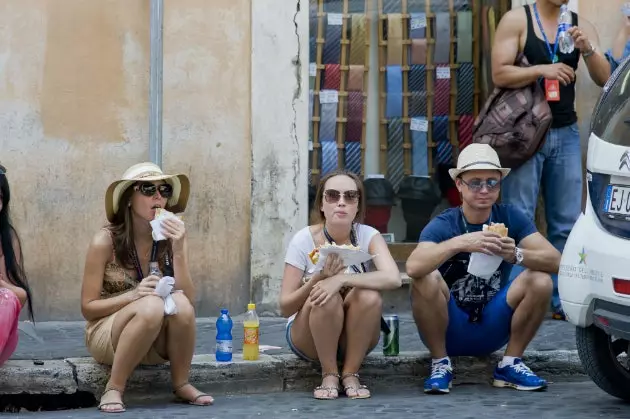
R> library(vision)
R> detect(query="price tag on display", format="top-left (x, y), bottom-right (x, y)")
top-left (319, 90), bottom-right (339, 104)
top-left (436, 66), bottom-right (451, 79)
top-left (411, 16), bottom-right (427, 30)
top-left (309, 63), bottom-right (317, 77)
top-left (328, 13), bottom-right (343, 26)
top-left (410, 118), bottom-right (428, 132)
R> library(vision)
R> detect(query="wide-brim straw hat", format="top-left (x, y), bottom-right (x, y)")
top-left (105, 162), bottom-right (190, 223)
top-left (448, 144), bottom-right (511, 180)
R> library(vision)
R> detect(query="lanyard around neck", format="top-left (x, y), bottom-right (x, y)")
top-left (459, 207), bottom-right (492, 235)
top-left (130, 241), bottom-right (172, 280)
top-left (533, 3), bottom-right (561, 63)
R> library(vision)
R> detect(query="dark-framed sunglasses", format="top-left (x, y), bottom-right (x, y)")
top-left (460, 177), bottom-right (501, 192)
top-left (324, 189), bottom-right (360, 204)
top-left (134, 182), bottom-right (173, 198)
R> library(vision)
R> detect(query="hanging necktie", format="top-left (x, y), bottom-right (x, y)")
top-left (387, 118), bottom-right (404, 191)
top-left (458, 115), bottom-right (474, 150)
top-left (346, 91), bottom-right (363, 143)
top-left (348, 0), bottom-right (365, 13)
top-left (409, 91), bottom-right (427, 117)
top-left (345, 141), bottom-right (362, 175)
top-left (410, 39), bottom-right (428, 65)
top-left (409, 65), bottom-right (426, 92)
top-left (433, 116), bottom-right (452, 165)
top-left (456, 62), bottom-right (474, 115)
top-left (310, 36), bottom-right (317, 63)
top-left (409, 13), bottom-right (427, 65)
top-left (309, 90), bottom-right (314, 142)
top-left (408, 2), bottom-right (426, 14)
top-left (321, 140), bottom-right (338, 175)
top-left (456, 11), bottom-right (473, 63)
top-left (411, 121), bottom-right (429, 176)
top-left (387, 14), bottom-right (404, 66)
top-left (319, 94), bottom-right (338, 142)
top-left (453, 0), bottom-right (471, 11)
top-left (431, 1), bottom-right (450, 12)
top-left (347, 65), bottom-right (364, 91)
top-left (323, 20), bottom-right (343, 64)
top-left (349, 15), bottom-right (366, 65)
top-left (383, 0), bottom-right (402, 13)
top-left (386, 66), bottom-right (403, 118)
top-left (409, 13), bottom-right (427, 39)
top-left (434, 66), bottom-right (451, 116)
top-left (324, 0), bottom-right (342, 13)
top-left (434, 13), bottom-right (451, 64)
top-left (323, 64), bottom-right (341, 90)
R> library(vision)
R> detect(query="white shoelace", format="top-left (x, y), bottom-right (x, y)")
top-left (430, 362), bottom-right (452, 379)
top-left (511, 362), bottom-right (535, 376)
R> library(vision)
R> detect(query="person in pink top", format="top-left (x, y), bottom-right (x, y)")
top-left (0, 163), bottom-right (34, 366)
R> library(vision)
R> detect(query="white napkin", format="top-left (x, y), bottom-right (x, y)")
top-left (150, 209), bottom-right (179, 241)
top-left (155, 276), bottom-right (178, 315)
top-left (467, 252), bottom-right (503, 279)
top-left (308, 246), bottom-right (375, 274)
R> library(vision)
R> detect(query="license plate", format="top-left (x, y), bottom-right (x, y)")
top-left (604, 185), bottom-right (630, 219)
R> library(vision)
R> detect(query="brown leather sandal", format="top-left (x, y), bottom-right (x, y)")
top-left (98, 385), bottom-right (126, 413)
top-left (341, 372), bottom-right (371, 399)
top-left (173, 382), bottom-right (214, 406)
top-left (313, 372), bottom-right (340, 400)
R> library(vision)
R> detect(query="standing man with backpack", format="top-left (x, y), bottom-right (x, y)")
top-left (491, 0), bottom-right (610, 320)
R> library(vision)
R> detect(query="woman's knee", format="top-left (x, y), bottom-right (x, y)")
top-left (169, 292), bottom-right (195, 326)
top-left (345, 289), bottom-right (382, 311)
top-left (134, 295), bottom-right (165, 328)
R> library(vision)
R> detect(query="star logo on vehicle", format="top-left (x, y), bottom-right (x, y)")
top-left (620, 150), bottom-right (630, 171)
top-left (578, 247), bottom-right (587, 265)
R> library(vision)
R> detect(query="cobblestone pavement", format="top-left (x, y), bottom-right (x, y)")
top-left (13, 314), bottom-right (576, 360)
top-left (6, 381), bottom-right (628, 418)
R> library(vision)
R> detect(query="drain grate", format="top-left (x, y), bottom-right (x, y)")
top-left (0, 392), bottom-right (96, 413)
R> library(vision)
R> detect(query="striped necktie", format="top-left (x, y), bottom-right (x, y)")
top-left (323, 20), bottom-right (343, 64)
top-left (346, 91), bottom-right (363, 143)
top-left (411, 119), bottom-right (429, 176)
top-left (349, 15), bottom-right (366, 65)
top-left (458, 115), bottom-right (474, 150)
top-left (456, 62), bottom-right (474, 115)
top-left (434, 66), bottom-right (451, 116)
top-left (345, 142), bottom-right (362, 175)
top-left (383, 0), bottom-right (402, 13)
top-left (319, 94), bottom-right (338, 142)
top-left (321, 140), bottom-right (338, 175)
top-left (433, 116), bottom-right (452, 165)
top-left (386, 66), bottom-right (403, 118)
top-left (387, 118), bottom-right (404, 191)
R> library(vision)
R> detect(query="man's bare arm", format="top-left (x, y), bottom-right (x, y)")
top-left (518, 232), bottom-right (561, 274)
top-left (406, 240), bottom-right (462, 279)
top-left (573, 19), bottom-right (611, 87)
top-left (492, 9), bottom-right (542, 89)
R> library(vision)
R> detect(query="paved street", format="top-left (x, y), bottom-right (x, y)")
top-left (5, 381), bottom-right (628, 418)
top-left (13, 313), bottom-right (576, 360)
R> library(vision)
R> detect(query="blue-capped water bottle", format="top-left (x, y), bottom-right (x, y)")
top-left (215, 308), bottom-right (233, 362)
top-left (558, 4), bottom-right (574, 54)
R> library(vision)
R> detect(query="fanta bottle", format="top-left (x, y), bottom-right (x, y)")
top-left (242, 303), bottom-right (260, 360)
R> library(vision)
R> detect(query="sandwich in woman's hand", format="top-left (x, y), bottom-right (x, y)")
top-left (308, 242), bottom-right (361, 265)
top-left (483, 222), bottom-right (508, 238)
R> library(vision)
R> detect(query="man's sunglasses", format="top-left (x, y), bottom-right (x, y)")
top-left (134, 182), bottom-right (173, 198)
top-left (460, 178), bottom-right (501, 192)
top-left (324, 189), bottom-right (360, 204)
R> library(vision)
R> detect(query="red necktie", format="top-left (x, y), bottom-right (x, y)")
top-left (323, 64), bottom-right (341, 90)
top-left (345, 92), bottom-right (363, 142)
top-left (458, 115), bottom-right (474, 150)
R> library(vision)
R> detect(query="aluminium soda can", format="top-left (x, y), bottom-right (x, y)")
top-left (382, 314), bottom-right (399, 356)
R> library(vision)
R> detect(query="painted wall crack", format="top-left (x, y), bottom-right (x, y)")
top-left (290, 0), bottom-right (302, 213)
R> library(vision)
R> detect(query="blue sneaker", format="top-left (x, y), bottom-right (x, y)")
top-left (424, 359), bottom-right (453, 394)
top-left (493, 359), bottom-right (548, 391)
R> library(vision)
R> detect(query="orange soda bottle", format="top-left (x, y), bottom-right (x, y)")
top-left (242, 303), bottom-right (259, 360)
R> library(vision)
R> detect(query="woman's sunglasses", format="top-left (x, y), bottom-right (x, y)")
top-left (324, 189), bottom-right (360, 204)
top-left (135, 182), bottom-right (174, 198)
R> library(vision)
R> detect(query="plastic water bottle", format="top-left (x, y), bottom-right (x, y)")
top-left (215, 308), bottom-right (233, 362)
top-left (558, 5), bottom-right (574, 54)
top-left (242, 303), bottom-right (260, 361)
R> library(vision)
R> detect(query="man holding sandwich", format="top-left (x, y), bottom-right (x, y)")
top-left (406, 144), bottom-right (561, 394)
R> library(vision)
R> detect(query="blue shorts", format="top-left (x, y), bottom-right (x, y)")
top-left (286, 318), bottom-right (380, 363)
top-left (419, 284), bottom-right (514, 357)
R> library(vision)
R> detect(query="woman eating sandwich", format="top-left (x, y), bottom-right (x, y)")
top-left (80, 162), bottom-right (213, 413)
top-left (279, 169), bottom-right (401, 400)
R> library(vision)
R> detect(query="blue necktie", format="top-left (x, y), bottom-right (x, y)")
top-left (409, 65), bottom-right (426, 92)
top-left (323, 21), bottom-right (342, 64)
top-left (456, 62), bottom-right (474, 115)
top-left (386, 66), bottom-right (403, 118)
top-left (345, 142), bottom-right (361, 175)
top-left (319, 97), bottom-right (338, 142)
top-left (321, 141), bottom-right (338, 175)
top-left (324, 0), bottom-right (343, 13)
top-left (382, 0), bottom-right (402, 13)
top-left (411, 121), bottom-right (429, 176)
top-left (409, 13), bottom-right (427, 39)
top-left (433, 116), bottom-right (452, 165)
top-left (387, 118), bottom-right (404, 190)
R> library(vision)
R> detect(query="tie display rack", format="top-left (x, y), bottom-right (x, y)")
top-left (309, 0), bottom-right (371, 186)
top-left (378, 0), bottom-right (480, 191)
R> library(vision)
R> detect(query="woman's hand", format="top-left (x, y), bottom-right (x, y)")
top-left (320, 253), bottom-right (346, 280)
top-left (309, 275), bottom-right (344, 306)
top-left (133, 275), bottom-right (161, 300)
top-left (161, 217), bottom-right (186, 253)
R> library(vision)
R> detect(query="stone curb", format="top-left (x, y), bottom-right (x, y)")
top-left (0, 350), bottom-right (585, 401)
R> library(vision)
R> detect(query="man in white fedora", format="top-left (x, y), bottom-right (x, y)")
top-left (406, 144), bottom-right (560, 394)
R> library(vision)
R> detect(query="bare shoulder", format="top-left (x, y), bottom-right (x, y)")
top-left (497, 7), bottom-right (527, 32)
top-left (89, 229), bottom-right (114, 257)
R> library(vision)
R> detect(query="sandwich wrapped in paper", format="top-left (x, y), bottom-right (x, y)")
top-left (468, 223), bottom-right (508, 279)
top-left (307, 242), bottom-right (374, 274)
top-left (150, 208), bottom-right (181, 241)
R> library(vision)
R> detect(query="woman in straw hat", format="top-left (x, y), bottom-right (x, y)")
top-left (80, 162), bottom-right (212, 413)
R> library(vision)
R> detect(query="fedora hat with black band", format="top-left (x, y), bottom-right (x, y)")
top-left (448, 144), bottom-right (511, 180)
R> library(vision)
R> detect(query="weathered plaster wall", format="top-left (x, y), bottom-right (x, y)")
top-left (250, 0), bottom-right (309, 315)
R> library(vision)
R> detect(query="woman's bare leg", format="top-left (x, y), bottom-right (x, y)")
top-left (290, 293), bottom-right (345, 398)
top-left (153, 292), bottom-right (213, 405)
top-left (98, 295), bottom-right (165, 412)
top-left (339, 289), bottom-right (382, 398)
